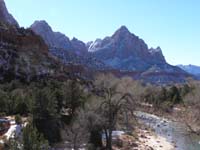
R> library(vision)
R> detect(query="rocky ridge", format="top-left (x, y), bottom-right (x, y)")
top-left (30, 22), bottom-right (191, 84)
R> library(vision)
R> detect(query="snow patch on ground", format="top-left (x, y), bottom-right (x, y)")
top-left (0, 120), bottom-right (23, 144)
top-left (4, 124), bottom-right (22, 140)
top-left (102, 130), bottom-right (125, 140)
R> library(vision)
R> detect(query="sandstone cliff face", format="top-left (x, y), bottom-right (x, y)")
top-left (0, 0), bottom-right (19, 26)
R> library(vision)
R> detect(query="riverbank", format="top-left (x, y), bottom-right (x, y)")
top-left (137, 127), bottom-right (174, 150)
top-left (110, 111), bottom-right (176, 150)
top-left (135, 110), bottom-right (200, 150)
top-left (111, 126), bottom-right (174, 150)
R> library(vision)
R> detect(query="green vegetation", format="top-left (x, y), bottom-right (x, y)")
top-left (9, 123), bottom-right (49, 150)
top-left (0, 74), bottom-right (199, 149)
top-left (0, 78), bottom-right (88, 146)
top-left (143, 84), bottom-right (185, 112)
top-left (15, 115), bottom-right (22, 125)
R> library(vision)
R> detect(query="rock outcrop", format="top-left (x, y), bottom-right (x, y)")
top-left (0, 0), bottom-right (19, 26)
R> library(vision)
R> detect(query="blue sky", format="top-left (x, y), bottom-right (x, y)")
top-left (5, 0), bottom-right (200, 66)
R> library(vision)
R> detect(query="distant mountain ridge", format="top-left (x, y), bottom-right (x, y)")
top-left (30, 21), bottom-right (109, 70)
top-left (178, 65), bottom-right (200, 78)
top-left (0, 0), bottom-right (193, 84)
top-left (30, 22), bottom-right (191, 83)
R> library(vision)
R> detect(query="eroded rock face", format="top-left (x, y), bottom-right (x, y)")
top-left (89, 26), bottom-right (167, 71)
top-left (0, 0), bottom-right (19, 26)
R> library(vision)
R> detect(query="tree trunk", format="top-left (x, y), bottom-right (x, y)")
top-left (107, 92), bottom-right (113, 150)
top-left (104, 129), bottom-right (109, 149)
top-left (73, 134), bottom-right (78, 150)
top-left (90, 129), bottom-right (103, 148)
top-left (107, 129), bottom-right (112, 150)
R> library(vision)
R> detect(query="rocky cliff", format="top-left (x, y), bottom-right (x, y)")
top-left (0, 21), bottom-right (64, 82)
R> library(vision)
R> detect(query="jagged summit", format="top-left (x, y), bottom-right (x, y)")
top-left (0, 0), bottom-right (19, 26)
top-left (112, 25), bottom-right (134, 39)
top-left (114, 25), bottom-right (130, 34)
top-left (88, 26), bottom-right (167, 70)
top-left (150, 46), bottom-right (162, 53)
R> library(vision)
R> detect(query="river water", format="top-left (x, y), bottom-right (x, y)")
top-left (135, 111), bottom-right (200, 150)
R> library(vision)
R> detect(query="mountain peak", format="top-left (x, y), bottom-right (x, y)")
top-left (32, 20), bottom-right (48, 25)
top-left (71, 37), bottom-right (88, 55)
top-left (30, 21), bottom-right (88, 55)
top-left (119, 25), bottom-right (129, 31)
top-left (114, 25), bottom-right (131, 35)
top-left (31, 20), bottom-right (51, 30)
top-left (31, 20), bottom-right (72, 50)
top-left (0, 0), bottom-right (19, 26)
top-left (156, 46), bottom-right (161, 51)
top-left (71, 37), bottom-right (79, 42)
top-left (149, 46), bottom-right (162, 53)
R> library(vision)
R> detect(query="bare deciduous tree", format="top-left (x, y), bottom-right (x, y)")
top-left (94, 74), bottom-right (135, 150)
top-left (64, 109), bottom-right (89, 150)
